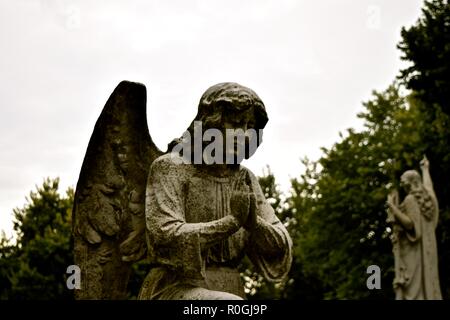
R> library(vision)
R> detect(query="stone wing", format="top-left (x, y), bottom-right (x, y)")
top-left (72, 81), bottom-right (163, 299)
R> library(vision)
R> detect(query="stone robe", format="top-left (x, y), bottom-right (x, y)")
top-left (138, 153), bottom-right (292, 299)
top-left (395, 193), bottom-right (442, 299)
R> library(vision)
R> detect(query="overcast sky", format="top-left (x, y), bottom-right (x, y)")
top-left (0, 0), bottom-right (424, 238)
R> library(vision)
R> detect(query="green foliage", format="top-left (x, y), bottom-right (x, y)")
top-left (279, 0), bottom-right (450, 300)
top-left (398, 0), bottom-right (450, 115)
top-left (127, 260), bottom-right (150, 299)
top-left (287, 84), bottom-right (449, 299)
top-left (0, 178), bottom-right (74, 300)
top-left (288, 85), bottom-right (417, 299)
top-left (2, 1), bottom-right (449, 300)
top-left (242, 166), bottom-right (324, 300)
top-left (398, 0), bottom-right (450, 298)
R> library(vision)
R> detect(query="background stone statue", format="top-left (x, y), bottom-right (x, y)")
top-left (386, 156), bottom-right (442, 300)
top-left (72, 81), bottom-right (292, 299)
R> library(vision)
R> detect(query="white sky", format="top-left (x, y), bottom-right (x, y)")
top-left (0, 0), bottom-right (424, 238)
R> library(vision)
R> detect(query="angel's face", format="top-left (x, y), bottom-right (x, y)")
top-left (220, 107), bottom-right (256, 163)
top-left (221, 107), bottom-right (254, 131)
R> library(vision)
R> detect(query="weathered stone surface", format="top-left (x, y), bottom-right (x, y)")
top-left (386, 156), bottom-right (442, 299)
top-left (73, 81), bottom-right (293, 300)
top-left (72, 81), bottom-right (162, 299)
top-left (139, 83), bottom-right (292, 300)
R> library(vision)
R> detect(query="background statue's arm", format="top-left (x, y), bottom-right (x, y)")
top-left (388, 195), bottom-right (422, 242)
top-left (420, 156), bottom-right (436, 198)
top-left (420, 156), bottom-right (439, 227)
top-left (387, 201), bottom-right (413, 230)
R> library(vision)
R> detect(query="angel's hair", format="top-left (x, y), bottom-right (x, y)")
top-left (168, 82), bottom-right (268, 152)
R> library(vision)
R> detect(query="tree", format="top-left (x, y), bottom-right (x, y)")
top-left (398, 0), bottom-right (450, 298)
top-left (0, 178), bottom-right (152, 300)
top-left (282, 0), bottom-right (450, 300)
top-left (398, 0), bottom-right (450, 115)
top-left (287, 84), bottom-right (436, 299)
top-left (0, 178), bottom-right (74, 300)
top-left (0, 172), bottom-right (293, 300)
top-left (242, 166), bottom-right (324, 300)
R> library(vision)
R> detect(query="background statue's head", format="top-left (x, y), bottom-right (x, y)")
top-left (400, 169), bottom-right (436, 220)
top-left (400, 170), bottom-right (422, 193)
top-left (169, 82), bottom-right (269, 163)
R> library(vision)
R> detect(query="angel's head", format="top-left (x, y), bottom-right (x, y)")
top-left (195, 82), bottom-right (268, 132)
top-left (169, 82), bottom-right (268, 165)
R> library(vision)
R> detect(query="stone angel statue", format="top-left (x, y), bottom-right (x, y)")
top-left (72, 81), bottom-right (293, 299)
top-left (386, 156), bottom-right (442, 300)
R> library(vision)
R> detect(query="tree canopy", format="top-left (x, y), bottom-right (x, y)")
top-left (0, 178), bottom-right (73, 300)
top-left (279, 0), bottom-right (450, 299)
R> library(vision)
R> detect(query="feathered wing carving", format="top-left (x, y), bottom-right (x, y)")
top-left (72, 81), bottom-right (163, 299)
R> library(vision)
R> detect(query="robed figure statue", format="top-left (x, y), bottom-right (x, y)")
top-left (386, 156), bottom-right (442, 300)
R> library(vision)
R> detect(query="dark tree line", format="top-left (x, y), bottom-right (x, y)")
top-left (1, 0), bottom-right (449, 300)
